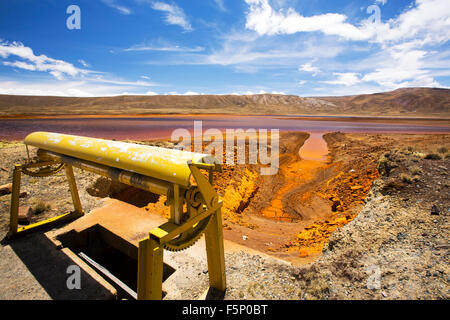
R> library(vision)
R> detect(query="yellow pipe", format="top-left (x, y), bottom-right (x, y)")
top-left (25, 132), bottom-right (217, 187)
top-left (37, 150), bottom-right (172, 197)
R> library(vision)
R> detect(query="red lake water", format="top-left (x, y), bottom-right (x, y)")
top-left (0, 115), bottom-right (448, 141)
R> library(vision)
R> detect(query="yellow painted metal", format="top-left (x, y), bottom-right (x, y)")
top-left (7, 161), bottom-right (84, 238)
top-left (38, 149), bottom-right (172, 197)
top-left (15, 211), bottom-right (80, 234)
top-left (12, 132), bottom-right (227, 300)
top-left (8, 164), bottom-right (22, 237)
top-left (65, 164), bottom-right (84, 215)
top-left (137, 237), bottom-right (164, 300)
top-left (25, 132), bottom-right (217, 187)
top-left (188, 162), bottom-right (219, 209)
top-left (205, 208), bottom-right (227, 292)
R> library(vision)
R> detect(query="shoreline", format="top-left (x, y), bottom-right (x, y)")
top-left (0, 113), bottom-right (449, 121)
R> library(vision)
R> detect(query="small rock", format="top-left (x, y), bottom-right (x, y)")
top-left (18, 206), bottom-right (32, 224)
top-left (381, 291), bottom-right (387, 297)
top-left (242, 235), bottom-right (248, 241)
top-left (430, 205), bottom-right (439, 215)
top-left (0, 167), bottom-right (7, 172)
top-left (19, 191), bottom-right (28, 198)
top-left (396, 232), bottom-right (405, 240)
top-left (202, 269), bottom-right (208, 274)
top-left (0, 183), bottom-right (12, 196)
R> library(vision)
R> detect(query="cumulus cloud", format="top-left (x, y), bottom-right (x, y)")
top-left (244, 0), bottom-right (450, 45)
top-left (151, 1), bottom-right (192, 31)
top-left (0, 40), bottom-right (88, 80)
top-left (244, 0), bottom-right (369, 40)
top-left (243, 0), bottom-right (449, 91)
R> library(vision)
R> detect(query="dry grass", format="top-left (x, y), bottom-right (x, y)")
top-left (31, 198), bottom-right (51, 214)
top-left (409, 165), bottom-right (423, 175)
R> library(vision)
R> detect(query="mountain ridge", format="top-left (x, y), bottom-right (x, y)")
top-left (0, 87), bottom-right (448, 118)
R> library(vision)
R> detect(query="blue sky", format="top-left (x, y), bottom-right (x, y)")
top-left (0, 0), bottom-right (449, 97)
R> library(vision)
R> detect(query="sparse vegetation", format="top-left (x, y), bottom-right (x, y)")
top-left (437, 147), bottom-right (448, 154)
top-left (409, 165), bottom-right (423, 175)
top-left (377, 155), bottom-right (391, 176)
top-left (412, 151), bottom-right (426, 158)
top-left (400, 173), bottom-right (413, 184)
top-left (31, 198), bottom-right (51, 214)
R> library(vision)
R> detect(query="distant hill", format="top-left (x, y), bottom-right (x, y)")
top-left (0, 87), bottom-right (448, 118)
top-left (317, 88), bottom-right (450, 117)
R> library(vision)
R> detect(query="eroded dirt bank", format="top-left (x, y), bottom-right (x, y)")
top-left (0, 132), bottom-right (448, 299)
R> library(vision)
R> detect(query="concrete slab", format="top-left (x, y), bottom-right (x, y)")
top-left (42, 198), bottom-right (286, 300)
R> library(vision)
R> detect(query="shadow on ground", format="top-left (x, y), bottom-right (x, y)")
top-left (2, 232), bottom-right (115, 300)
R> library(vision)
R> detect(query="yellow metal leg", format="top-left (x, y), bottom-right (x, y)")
top-left (205, 208), bottom-right (226, 292)
top-left (137, 236), bottom-right (164, 300)
top-left (64, 164), bottom-right (83, 216)
top-left (8, 164), bottom-right (22, 237)
top-left (7, 162), bottom-right (84, 238)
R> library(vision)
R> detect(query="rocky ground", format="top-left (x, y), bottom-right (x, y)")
top-left (0, 133), bottom-right (448, 300)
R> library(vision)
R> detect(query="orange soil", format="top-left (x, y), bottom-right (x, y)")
top-left (284, 160), bottom-right (380, 257)
top-left (259, 158), bottom-right (325, 222)
top-left (141, 132), bottom-right (380, 263)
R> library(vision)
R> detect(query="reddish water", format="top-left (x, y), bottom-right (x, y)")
top-left (299, 133), bottom-right (329, 161)
top-left (0, 115), bottom-right (448, 140)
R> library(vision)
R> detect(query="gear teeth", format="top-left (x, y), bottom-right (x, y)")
top-left (163, 216), bottom-right (211, 252)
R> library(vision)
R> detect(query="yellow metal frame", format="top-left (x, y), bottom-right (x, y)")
top-left (7, 161), bottom-right (84, 239)
top-left (136, 162), bottom-right (226, 300)
top-left (8, 132), bottom-right (226, 300)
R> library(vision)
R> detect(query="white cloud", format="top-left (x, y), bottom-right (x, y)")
top-left (213, 0), bottom-right (226, 12)
top-left (324, 72), bottom-right (361, 86)
top-left (195, 31), bottom-right (343, 70)
top-left (78, 59), bottom-right (90, 67)
top-left (151, 1), bottom-right (192, 31)
top-left (244, 0), bottom-right (369, 40)
top-left (361, 44), bottom-right (441, 89)
top-left (244, 0), bottom-right (450, 45)
top-left (124, 44), bottom-right (204, 52)
top-left (299, 59), bottom-right (320, 76)
top-left (182, 91), bottom-right (200, 95)
top-left (0, 40), bottom-right (88, 80)
top-left (101, 0), bottom-right (132, 15)
top-left (0, 78), bottom-right (162, 97)
top-left (242, 0), bottom-right (449, 92)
